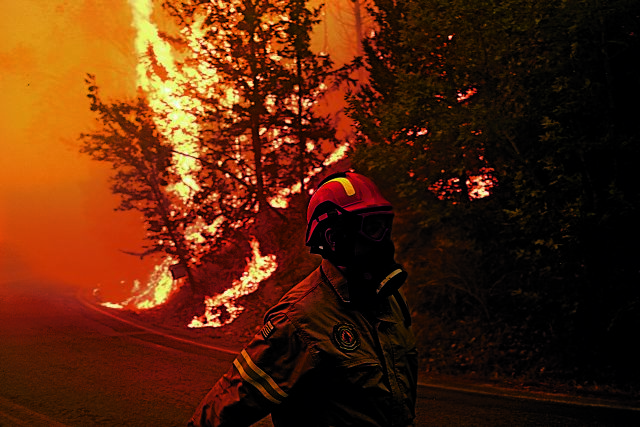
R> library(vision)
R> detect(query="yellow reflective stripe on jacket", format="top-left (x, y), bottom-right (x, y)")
top-left (233, 349), bottom-right (288, 404)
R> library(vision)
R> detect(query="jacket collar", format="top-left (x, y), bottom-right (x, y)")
top-left (320, 259), bottom-right (351, 303)
top-left (320, 259), bottom-right (398, 323)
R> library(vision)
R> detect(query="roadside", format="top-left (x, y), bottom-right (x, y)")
top-left (418, 373), bottom-right (640, 412)
top-left (77, 289), bottom-right (640, 413)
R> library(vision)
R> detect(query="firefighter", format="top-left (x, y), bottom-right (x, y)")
top-left (189, 171), bottom-right (418, 427)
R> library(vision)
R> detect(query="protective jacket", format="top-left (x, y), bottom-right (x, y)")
top-left (189, 259), bottom-right (418, 427)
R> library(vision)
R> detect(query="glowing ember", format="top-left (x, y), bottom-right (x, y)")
top-left (323, 142), bottom-right (350, 166)
top-left (428, 167), bottom-right (495, 201)
top-left (457, 87), bottom-right (478, 103)
top-left (467, 167), bottom-right (495, 199)
top-left (189, 238), bottom-right (277, 328)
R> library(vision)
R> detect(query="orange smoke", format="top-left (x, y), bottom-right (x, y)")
top-left (0, 0), bottom-right (154, 291)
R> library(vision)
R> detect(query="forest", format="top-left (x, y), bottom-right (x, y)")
top-left (80, 0), bottom-right (640, 391)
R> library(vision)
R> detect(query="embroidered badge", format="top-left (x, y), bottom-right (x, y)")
top-left (260, 320), bottom-right (275, 340)
top-left (333, 323), bottom-right (360, 352)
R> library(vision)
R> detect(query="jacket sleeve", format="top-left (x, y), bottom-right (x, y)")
top-left (188, 312), bottom-right (316, 427)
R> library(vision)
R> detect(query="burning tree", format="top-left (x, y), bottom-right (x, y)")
top-left (79, 75), bottom-right (199, 293)
top-left (79, 0), bottom-right (352, 318)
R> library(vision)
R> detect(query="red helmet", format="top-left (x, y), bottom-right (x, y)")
top-left (305, 172), bottom-right (393, 247)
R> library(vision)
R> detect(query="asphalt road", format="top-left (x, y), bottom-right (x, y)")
top-left (1, 281), bottom-right (638, 426)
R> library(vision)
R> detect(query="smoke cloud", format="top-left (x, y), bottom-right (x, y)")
top-left (0, 0), bottom-right (156, 296)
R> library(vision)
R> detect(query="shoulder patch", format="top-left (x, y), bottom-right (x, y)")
top-left (260, 320), bottom-right (275, 340)
top-left (333, 323), bottom-right (360, 352)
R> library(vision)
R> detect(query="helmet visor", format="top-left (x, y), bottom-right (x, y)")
top-left (306, 204), bottom-right (394, 246)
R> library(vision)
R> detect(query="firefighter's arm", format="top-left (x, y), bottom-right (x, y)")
top-left (188, 312), bottom-right (315, 427)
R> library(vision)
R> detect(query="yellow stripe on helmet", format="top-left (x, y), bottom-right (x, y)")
top-left (325, 177), bottom-right (356, 196)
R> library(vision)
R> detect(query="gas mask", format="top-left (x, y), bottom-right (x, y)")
top-left (325, 211), bottom-right (408, 301)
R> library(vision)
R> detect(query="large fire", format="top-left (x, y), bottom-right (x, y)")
top-left (97, 0), bottom-right (212, 314)
top-left (98, 0), bottom-right (348, 326)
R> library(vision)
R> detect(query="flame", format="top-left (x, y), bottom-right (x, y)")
top-left (189, 238), bottom-right (277, 328)
top-left (129, 0), bottom-right (206, 202)
top-left (98, 0), bottom-right (215, 311)
top-left (268, 141), bottom-right (350, 208)
top-left (101, 257), bottom-right (177, 310)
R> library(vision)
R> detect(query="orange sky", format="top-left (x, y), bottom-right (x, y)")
top-left (0, 0), bottom-right (156, 296)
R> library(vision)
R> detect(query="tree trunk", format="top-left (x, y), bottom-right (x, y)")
top-left (296, 48), bottom-right (307, 192)
top-left (351, 0), bottom-right (364, 57)
top-left (148, 171), bottom-right (198, 294)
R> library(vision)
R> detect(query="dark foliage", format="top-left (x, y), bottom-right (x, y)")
top-left (347, 0), bottom-right (640, 387)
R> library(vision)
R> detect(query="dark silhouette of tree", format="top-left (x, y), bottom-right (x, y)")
top-left (79, 75), bottom-right (199, 293)
top-left (277, 0), bottom-right (345, 191)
